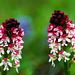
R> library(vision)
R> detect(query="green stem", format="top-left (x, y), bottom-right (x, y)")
top-left (1, 47), bottom-right (8, 75)
top-left (2, 70), bottom-right (7, 75)
top-left (64, 61), bottom-right (70, 75)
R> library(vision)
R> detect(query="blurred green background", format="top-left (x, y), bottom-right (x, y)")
top-left (0, 0), bottom-right (75, 75)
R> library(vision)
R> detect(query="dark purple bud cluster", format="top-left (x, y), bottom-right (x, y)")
top-left (50, 10), bottom-right (69, 27)
top-left (2, 18), bottom-right (20, 30)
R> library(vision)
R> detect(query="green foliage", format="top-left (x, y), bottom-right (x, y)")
top-left (0, 0), bottom-right (75, 75)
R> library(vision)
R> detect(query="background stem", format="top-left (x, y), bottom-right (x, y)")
top-left (1, 47), bottom-right (8, 75)
top-left (64, 61), bottom-right (70, 75)
top-left (2, 70), bottom-right (7, 75)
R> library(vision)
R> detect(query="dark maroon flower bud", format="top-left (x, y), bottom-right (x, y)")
top-left (57, 10), bottom-right (60, 13)
top-left (54, 10), bottom-right (57, 12)
top-left (61, 19), bottom-right (65, 25)
top-left (50, 19), bottom-right (53, 23)
top-left (6, 19), bottom-right (9, 23)
top-left (49, 10), bottom-right (69, 27)
top-left (57, 15), bottom-right (61, 19)
top-left (52, 15), bottom-right (56, 18)
top-left (2, 22), bottom-right (6, 28)
top-left (50, 17), bottom-right (54, 20)
top-left (50, 17), bottom-right (54, 23)
top-left (13, 22), bottom-right (16, 24)
top-left (55, 11), bottom-right (58, 15)
top-left (2, 18), bottom-right (20, 30)
top-left (10, 18), bottom-right (15, 21)
top-left (54, 19), bottom-right (58, 24)
top-left (16, 25), bottom-right (19, 28)
top-left (66, 15), bottom-right (69, 20)
top-left (17, 22), bottom-right (20, 25)
top-left (52, 13), bottom-right (55, 16)
top-left (63, 15), bottom-right (67, 19)
top-left (15, 20), bottom-right (17, 22)
top-left (61, 12), bottom-right (64, 15)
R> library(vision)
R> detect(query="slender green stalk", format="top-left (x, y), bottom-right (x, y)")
top-left (1, 47), bottom-right (8, 75)
top-left (64, 61), bottom-right (70, 75)
top-left (2, 70), bottom-right (7, 75)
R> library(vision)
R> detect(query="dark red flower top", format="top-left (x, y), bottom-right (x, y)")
top-left (2, 18), bottom-right (20, 30)
top-left (49, 10), bottom-right (69, 27)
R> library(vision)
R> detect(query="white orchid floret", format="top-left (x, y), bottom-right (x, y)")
top-left (66, 27), bottom-right (75, 38)
top-left (13, 28), bottom-right (19, 35)
top-left (50, 47), bottom-right (58, 55)
top-left (0, 31), bottom-right (4, 38)
top-left (0, 33), bottom-right (3, 38)
top-left (47, 24), bottom-right (55, 32)
top-left (0, 27), bottom-right (4, 38)
top-left (7, 47), bottom-right (12, 54)
top-left (11, 50), bottom-right (22, 61)
top-left (0, 58), bottom-right (12, 71)
top-left (7, 44), bottom-right (14, 54)
top-left (18, 44), bottom-right (23, 50)
top-left (48, 31), bottom-right (57, 42)
top-left (20, 31), bottom-right (24, 37)
top-left (58, 51), bottom-right (70, 62)
top-left (14, 43), bottom-right (23, 51)
top-left (71, 36), bottom-right (75, 45)
top-left (49, 43), bottom-right (56, 49)
top-left (54, 41), bottom-right (61, 50)
top-left (12, 28), bottom-right (25, 37)
top-left (12, 35), bottom-right (24, 45)
top-left (14, 61), bottom-right (20, 73)
top-left (13, 45), bottom-right (19, 50)
top-left (0, 46), bottom-right (4, 58)
top-left (0, 35), bottom-right (10, 47)
top-left (49, 54), bottom-right (57, 67)
top-left (50, 48), bottom-right (58, 55)
top-left (67, 22), bottom-right (75, 28)
top-left (58, 34), bottom-right (71, 46)
top-left (47, 32), bottom-right (53, 36)
top-left (53, 26), bottom-right (63, 36)
top-left (49, 41), bottom-right (61, 55)
top-left (48, 37), bottom-right (54, 43)
top-left (0, 25), bottom-right (4, 28)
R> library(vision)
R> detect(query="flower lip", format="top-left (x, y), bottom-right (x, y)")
top-left (57, 26), bottom-right (63, 30)
top-left (72, 36), bottom-right (75, 38)
top-left (68, 27), bottom-right (75, 30)
top-left (61, 34), bottom-right (67, 38)
top-left (13, 50), bottom-right (19, 55)
top-left (49, 54), bottom-right (54, 57)
top-left (16, 61), bottom-right (20, 64)
top-left (0, 46), bottom-right (2, 48)
top-left (3, 58), bottom-right (8, 61)
top-left (8, 44), bottom-right (14, 48)
top-left (55, 41), bottom-right (59, 44)
top-left (59, 51), bottom-right (64, 54)
top-left (14, 61), bottom-right (20, 65)
top-left (68, 20), bottom-right (73, 24)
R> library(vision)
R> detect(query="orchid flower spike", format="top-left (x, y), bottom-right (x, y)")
top-left (47, 10), bottom-right (75, 67)
top-left (0, 18), bottom-right (24, 72)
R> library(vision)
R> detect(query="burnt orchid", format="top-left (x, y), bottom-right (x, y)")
top-left (47, 10), bottom-right (75, 75)
top-left (0, 18), bottom-right (24, 75)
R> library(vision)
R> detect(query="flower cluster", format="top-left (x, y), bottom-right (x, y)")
top-left (48, 10), bottom-right (75, 67)
top-left (0, 18), bottom-right (24, 72)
